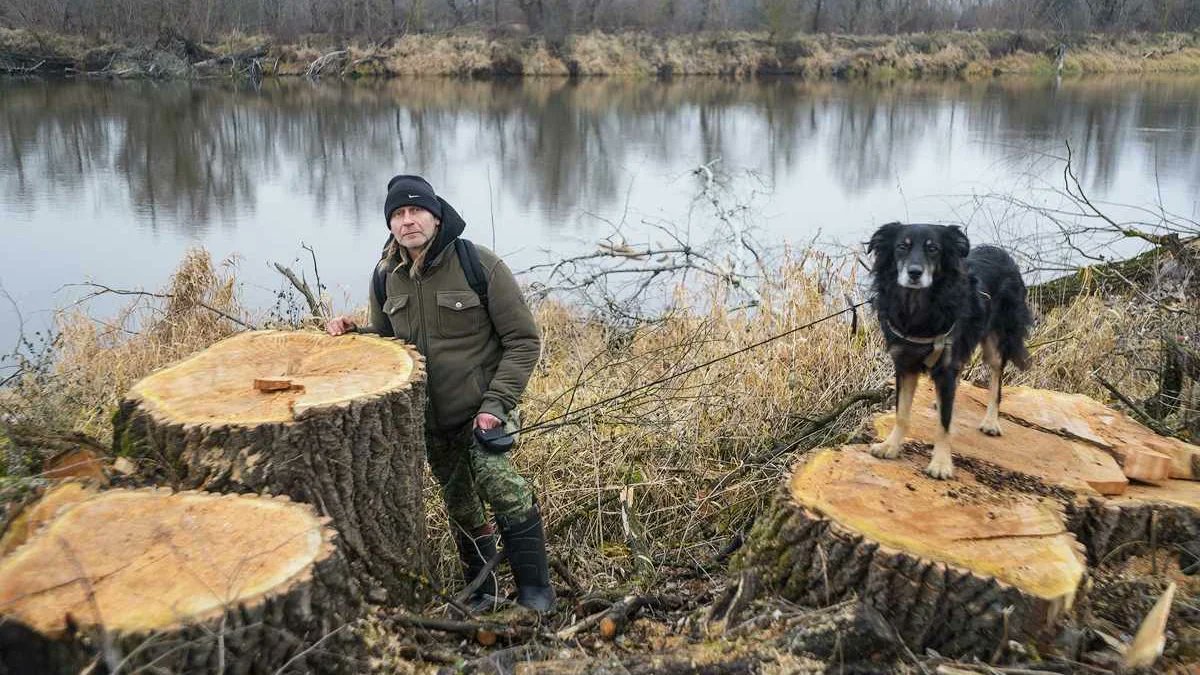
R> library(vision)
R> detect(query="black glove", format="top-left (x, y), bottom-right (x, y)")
top-left (474, 426), bottom-right (515, 454)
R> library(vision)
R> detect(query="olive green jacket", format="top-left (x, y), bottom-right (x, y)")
top-left (368, 224), bottom-right (541, 432)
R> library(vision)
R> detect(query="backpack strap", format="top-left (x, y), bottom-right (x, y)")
top-left (455, 238), bottom-right (490, 309)
top-left (372, 255), bottom-right (391, 310)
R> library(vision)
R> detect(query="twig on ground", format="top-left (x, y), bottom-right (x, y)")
top-left (392, 612), bottom-right (530, 643)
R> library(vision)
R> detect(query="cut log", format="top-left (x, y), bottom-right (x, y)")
top-left (960, 385), bottom-right (1195, 481)
top-left (112, 330), bottom-right (430, 606)
top-left (873, 381), bottom-right (1128, 495)
top-left (253, 377), bottom-right (302, 392)
top-left (734, 447), bottom-right (1087, 658)
top-left (0, 488), bottom-right (363, 674)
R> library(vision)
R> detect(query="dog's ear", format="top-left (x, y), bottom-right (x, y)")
top-left (944, 225), bottom-right (970, 259)
top-left (867, 222), bottom-right (903, 255)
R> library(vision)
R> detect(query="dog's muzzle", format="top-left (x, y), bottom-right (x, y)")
top-left (898, 265), bottom-right (933, 289)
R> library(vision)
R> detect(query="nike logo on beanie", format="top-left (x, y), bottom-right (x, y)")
top-left (385, 174), bottom-right (444, 226)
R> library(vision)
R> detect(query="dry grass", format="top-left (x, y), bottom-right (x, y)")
top-left (9, 27), bottom-right (1200, 79)
top-left (272, 30), bottom-right (1200, 79)
top-left (0, 249), bottom-right (246, 444)
top-left (502, 252), bottom-right (886, 584)
top-left (1, 246), bottom-right (1187, 586)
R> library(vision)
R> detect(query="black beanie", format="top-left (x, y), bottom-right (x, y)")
top-left (384, 174), bottom-right (443, 227)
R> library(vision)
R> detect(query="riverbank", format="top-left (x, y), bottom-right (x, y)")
top-left (4, 28), bottom-right (1200, 79)
top-left (1, 242), bottom-right (1197, 670)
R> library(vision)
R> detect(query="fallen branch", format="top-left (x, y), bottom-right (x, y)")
top-left (305, 50), bottom-right (347, 79)
top-left (193, 44), bottom-right (269, 69)
top-left (65, 283), bottom-right (254, 329)
top-left (390, 612), bottom-right (529, 644)
top-left (707, 387), bottom-right (889, 494)
top-left (555, 602), bottom-right (615, 641)
top-left (705, 569), bottom-right (758, 636)
top-left (272, 262), bottom-right (326, 320)
top-left (452, 549), bottom-right (506, 607)
top-left (1094, 374), bottom-right (1174, 436)
top-left (599, 595), bottom-right (651, 640)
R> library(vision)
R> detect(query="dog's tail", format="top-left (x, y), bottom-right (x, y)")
top-left (995, 277), bottom-right (1033, 370)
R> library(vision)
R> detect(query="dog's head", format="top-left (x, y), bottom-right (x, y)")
top-left (868, 223), bottom-right (970, 290)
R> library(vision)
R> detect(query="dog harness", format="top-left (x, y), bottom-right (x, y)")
top-left (886, 321), bottom-right (956, 369)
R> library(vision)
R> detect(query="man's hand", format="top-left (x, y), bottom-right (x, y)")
top-left (474, 413), bottom-right (502, 430)
top-left (326, 316), bottom-right (357, 336)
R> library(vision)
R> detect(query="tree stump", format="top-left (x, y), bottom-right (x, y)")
top-left (962, 385), bottom-right (1200, 481)
top-left (0, 488), bottom-right (362, 674)
top-left (1070, 480), bottom-right (1200, 565)
top-left (873, 381), bottom-right (1130, 495)
top-left (734, 447), bottom-right (1087, 657)
top-left (112, 330), bottom-right (430, 606)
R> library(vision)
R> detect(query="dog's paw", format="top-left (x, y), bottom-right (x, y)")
top-left (869, 440), bottom-right (901, 460)
top-left (978, 419), bottom-right (1002, 437)
top-left (924, 454), bottom-right (955, 479)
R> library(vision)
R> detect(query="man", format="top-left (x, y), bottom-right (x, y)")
top-left (326, 174), bottom-right (552, 612)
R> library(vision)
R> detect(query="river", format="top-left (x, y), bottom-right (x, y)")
top-left (2, 75), bottom-right (1199, 344)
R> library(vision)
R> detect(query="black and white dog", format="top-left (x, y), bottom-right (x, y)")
top-left (867, 223), bottom-right (1033, 479)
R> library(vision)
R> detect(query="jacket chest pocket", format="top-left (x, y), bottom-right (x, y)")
top-left (436, 290), bottom-right (484, 339)
top-left (382, 293), bottom-right (411, 340)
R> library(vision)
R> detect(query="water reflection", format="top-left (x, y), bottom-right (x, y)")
top-left (4, 75), bottom-right (1199, 237)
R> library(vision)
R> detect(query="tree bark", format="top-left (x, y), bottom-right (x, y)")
top-left (734, 448), bottom-right (1088, 658)
top-left (0, 487), bottom-right (363, 674)
top-left (112, 330), bottom-right (430, 607)
top-left (1069, 486), bottom-right (1200, 565)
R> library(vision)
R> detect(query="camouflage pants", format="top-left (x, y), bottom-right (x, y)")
top-left (425, 422), bottom-right (533, 531)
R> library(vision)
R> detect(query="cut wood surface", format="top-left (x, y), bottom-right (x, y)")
top-left (734, 447), bottom-right (1086, 657)
top-left (0, 488), bottom-right (362, 674)
top-left (112, 330), bottom-right (431, 606)
top-left (0, 482), bottom-right (97, 557)
top-left (959, 385), bottom-right (1193, 481)
top-left (253, 377), bottom-right (302, 392)
top-left (41, 447), bottom-right (107, 483)
top-left (873, 381), bottom-right (1128, 495)
top-left (127, 330), bottom-right (418, 423)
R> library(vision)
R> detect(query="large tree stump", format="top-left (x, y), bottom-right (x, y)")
top-left (112, 330), bottom-right (430, 606)
top-left (734, 448), bottom-right (1087, 657)
top-left (0, 488), bottom-right (362, 674)
top-left (873, 381), bottom-right (1130, 495)
top-left (961, 385), bottom-right (1200, 481)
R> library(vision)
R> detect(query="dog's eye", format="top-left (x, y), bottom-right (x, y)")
top-left (896, 242), bottom-right (910, 252)
top-left (925, 242), bottom-right (940, 253)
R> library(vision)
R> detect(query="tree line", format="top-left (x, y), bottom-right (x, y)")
top-left (1, 0), bottom-right (1198, 44)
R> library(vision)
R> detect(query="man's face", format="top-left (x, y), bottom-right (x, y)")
top-left (389, 206), bottom-right (439, 250)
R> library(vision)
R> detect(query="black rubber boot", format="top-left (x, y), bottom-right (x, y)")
top-left (454, 524), bottom-right (500, 613)
top-left (498, 506), bottom-right (556, 613)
